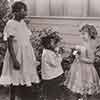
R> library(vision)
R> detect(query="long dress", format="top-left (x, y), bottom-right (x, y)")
top-left (65, 44), bottom-right (100, 95)
top-left (0, 19), bottom-right (40, 86)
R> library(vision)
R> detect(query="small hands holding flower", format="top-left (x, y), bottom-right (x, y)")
top-left (72, 48), bottom-right (94, 64)
top-left (72, 48), bottom-right (81, 56)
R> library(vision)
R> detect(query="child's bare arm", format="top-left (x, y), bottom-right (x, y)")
top-left (79, 57), bottom-right (93, 64)
top-left (75, 47), bottom-right (93, 64)
top-left (8, 36), bottom-right (20, 70)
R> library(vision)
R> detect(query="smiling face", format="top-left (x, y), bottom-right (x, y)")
top-left (12, 2), bottom-right (27, 21)
top-left (15, 7), bottom-right (27, 20)
top-left (80, 30), bottom-right (90, 42)
top-left (20, 7), bottom-right (27, 18)
top-left (80, 24), bottom-right (98, 42)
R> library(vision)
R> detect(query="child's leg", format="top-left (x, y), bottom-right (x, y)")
top-left (46, 81), bottom-right (54, 100)
top-left (10, 85), bottom-right (22, 100)
top-left (53, 74), bottom-right (65, 100)
top-left (51, 81), bottom-right (62, 100)
top-left (0, 62), bottom-right (3, 76)
top-left (19, 85), bottom-right (26, 100)
top-left (19, 84), bottom-right (40, 100)
top-left (47, 78), bottom-right (61, 100)
top-left (42, 80), bottom-right (52, 100)
top-left (32, 83), bottom-right (41, 100)
top-left (42, 74), bottom-right (65, 100)
top-left (9, 85), bottom-right (16, 100)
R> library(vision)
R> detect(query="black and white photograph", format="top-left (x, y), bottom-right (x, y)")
top-left (0, 0), bottom-right (100, 100)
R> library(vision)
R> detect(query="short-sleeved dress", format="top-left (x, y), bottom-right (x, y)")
top-left (65, 44), bottom-right (100, 95)
top-left (0, 19), bottom-right (40, 86)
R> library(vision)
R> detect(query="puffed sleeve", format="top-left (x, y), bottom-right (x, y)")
top-left (3, 20), bottom-right (15, 41)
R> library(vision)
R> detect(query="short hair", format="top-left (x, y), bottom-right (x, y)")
top-left (41, 34), bottom-right (61, 49)
top-left (79, 24), bottom-right (98, 40)
top-left (11, 1), bottom-right (27, 14)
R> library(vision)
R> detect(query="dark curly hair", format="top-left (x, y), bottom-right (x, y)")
top-left (11, 1), bottom-right (27, 14)
top-left (41, 36), bottom-right (51, 49)
top-left (41, 34), bottom-right (61, 50)
top-left (79, 24), bottom-right (98, 40)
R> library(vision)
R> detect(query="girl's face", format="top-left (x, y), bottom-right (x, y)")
top-left (15, 8), bottom-right (27, 20)
top-left (20, 8), bottom-right (27, 18)
top-left (80, 31), bottom-right (90, 42)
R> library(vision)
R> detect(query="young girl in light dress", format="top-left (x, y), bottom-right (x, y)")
top-left (0, 1), bottom-right (40, 100)
top-left (65, 24), bottom-right (100, 100)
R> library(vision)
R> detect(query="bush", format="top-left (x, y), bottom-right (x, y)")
top-left (30, 28), bottom-right (62, 61)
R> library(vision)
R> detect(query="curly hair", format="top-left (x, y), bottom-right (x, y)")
top-left (11, 1), bottom-right (27, 14)
top-left (41, 34), bottom-right (61, 50)
top-left (79, 24), bottom-right (98, 40)
top-left (41, 36), bottom-right (51, 49)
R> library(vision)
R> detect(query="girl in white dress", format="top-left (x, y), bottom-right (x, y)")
top-left (0, 1), bottom-right (40, 100)
top-left (65, 24), bottom-right (100, 100)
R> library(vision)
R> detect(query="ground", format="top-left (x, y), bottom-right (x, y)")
top-left (0, 86), bottom-right (100, 100)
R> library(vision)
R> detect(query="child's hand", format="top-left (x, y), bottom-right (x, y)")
top-left (79, 57), bottom-right (93, 64)
top-left (14, 60), bottom-right (20, 70)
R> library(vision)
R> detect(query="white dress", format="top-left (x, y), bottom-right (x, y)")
top-left (0, 19), bottom-right (40, 86)
top-left (65, 45), bottom-right (100, 95)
